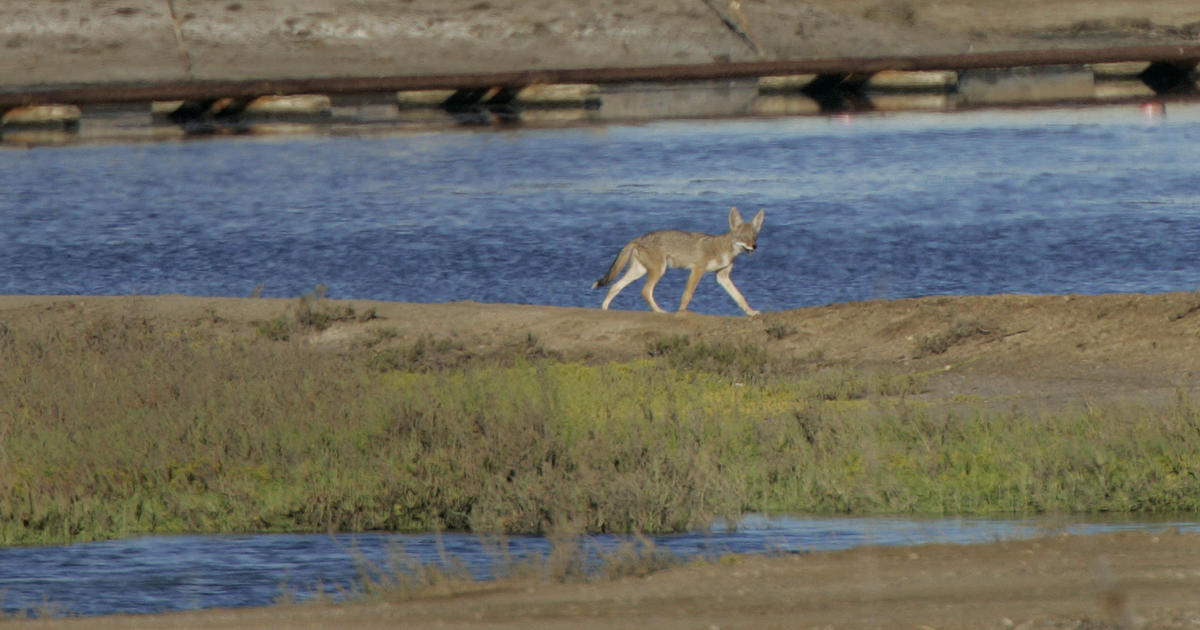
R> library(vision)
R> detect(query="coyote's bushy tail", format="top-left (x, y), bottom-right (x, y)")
top-left (593, 242), bottom-right (634, 289)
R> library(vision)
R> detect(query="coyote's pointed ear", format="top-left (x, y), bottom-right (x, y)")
top-left (751, 208), bottom-right (765, 231)
top-left (728, 206), bottom-right (744, 230)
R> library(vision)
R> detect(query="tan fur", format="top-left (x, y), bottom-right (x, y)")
top-left (593, 206), bottom-right (765, 316)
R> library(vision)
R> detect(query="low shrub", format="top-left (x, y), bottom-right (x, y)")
top-left (2, 316), bottom-right (1197, 545)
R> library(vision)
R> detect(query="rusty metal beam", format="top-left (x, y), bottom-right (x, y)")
top-left (2, 44), bottom-right (1199, 108)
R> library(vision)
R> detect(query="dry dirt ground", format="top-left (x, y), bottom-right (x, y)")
top-left (6, 291), bottom-right (1200, 409)
top-left (2, 0), bottom-right (1200, 85)
top-left (4, 292), bottom-right (1200, 629)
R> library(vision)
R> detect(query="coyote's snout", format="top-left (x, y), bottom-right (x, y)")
top-left (592, 206), bottom-right (765, 316)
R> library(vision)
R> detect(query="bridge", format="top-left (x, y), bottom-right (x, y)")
top-left (2, 44), bottom-right (1198, 141)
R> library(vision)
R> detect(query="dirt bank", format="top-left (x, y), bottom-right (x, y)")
top-left (3, 0), bottom-right (1199, 85)
top-left (7, 290), bottom-right (1199, 408)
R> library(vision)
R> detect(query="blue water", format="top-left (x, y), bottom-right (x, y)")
top-left (4, 105), bottom-right (1200, 617)
top-left (2, 105), bottom-right (1199, 315)
top-left (3, 515), bottom-right (1197, 617)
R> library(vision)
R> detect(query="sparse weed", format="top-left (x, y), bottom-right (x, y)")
top-left (871, 370), bottom-right (929, 397)
top-left (257, 315), bottom-right (292, 341)
top-left (801, 366), bottom-right (867, 400)
top-left (301, 534), bottom-right (685, 607)
top-left (646, 333), bottom-right (690, 356)
top-left (363, 327), bottom-right (399, 347)
top-left (645, 334), bottom-right (772, 382)
top-left (368, 335), bottom-right (468, 373)
top-left (510, 332), bottom-right (555, 360)
top-left (295, 294), bottom-right (355, 331)
top-left (255, 285), bottom-right (367, 340)
top-left (764, 320), bottom-right (797, 340)
top-left (915, 318), bottom-right (995, 357)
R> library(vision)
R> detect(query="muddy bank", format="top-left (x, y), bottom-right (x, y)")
top-left (3, 0), bottom-right (1199, 85)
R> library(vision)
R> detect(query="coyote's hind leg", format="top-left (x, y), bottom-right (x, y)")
top-left (601, 258), bottom-right (648, 310)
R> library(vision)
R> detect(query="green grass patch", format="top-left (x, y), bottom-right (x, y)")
top-left (2, 317), bottom-right (1199, 545)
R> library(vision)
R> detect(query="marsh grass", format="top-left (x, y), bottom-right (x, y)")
top-left (269, 533), bottom-right (682, 609)
top-left (2, 315), bottom-right (1200, 545)
top-left (376, 534), bottom-right (676, 596)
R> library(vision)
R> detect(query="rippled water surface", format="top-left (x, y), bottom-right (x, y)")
top-left (3, 105), bottom-right (1199, 315)
top-left (3, 515), bottom-right (1198, 617)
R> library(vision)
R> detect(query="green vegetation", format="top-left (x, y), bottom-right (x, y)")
top-left (2, 311), bottom-right (1199, 546)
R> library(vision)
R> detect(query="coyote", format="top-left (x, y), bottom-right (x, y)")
top-left (593, 206), bottom-right (765, 316)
